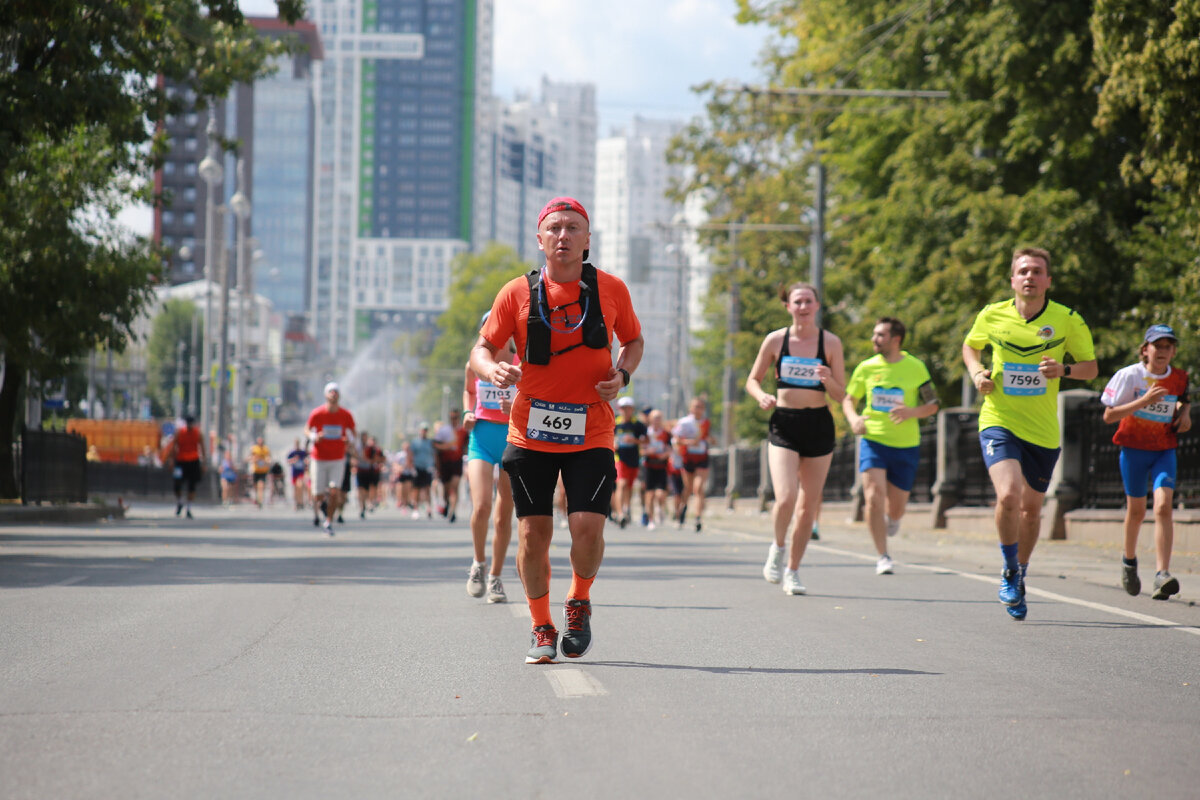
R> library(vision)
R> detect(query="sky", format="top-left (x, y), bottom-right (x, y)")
top-left (122, 1), bottom-right (769, 234)
top-left (241, 0), bottom-right (770, 133)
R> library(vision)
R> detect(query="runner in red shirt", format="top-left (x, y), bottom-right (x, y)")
top-left (306, 382), bottom-right (356, 536)
top-left (470, 197), bottom-right (644, 664)
top-left (167, 415), bottom-right (206, 519)
top-left (1101, 324), bottom-right (1192, 599)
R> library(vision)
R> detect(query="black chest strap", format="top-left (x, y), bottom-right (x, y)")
top-left (524, 263), bottom-right (609, 365)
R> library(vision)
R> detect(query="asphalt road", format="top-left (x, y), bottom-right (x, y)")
top-left (2, 498), bottom-right (1198, 799)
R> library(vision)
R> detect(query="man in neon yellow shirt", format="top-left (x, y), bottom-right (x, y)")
top-left (843, 317), bottom-right (939, 576)
top-left (962, 246), bottom-right (1097, 620)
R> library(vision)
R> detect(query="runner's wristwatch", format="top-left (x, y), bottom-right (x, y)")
top-left (618, 368), bottom-right (630, 386)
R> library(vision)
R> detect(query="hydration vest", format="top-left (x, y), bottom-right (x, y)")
top-left (523, 262), bottom-right (609, 365)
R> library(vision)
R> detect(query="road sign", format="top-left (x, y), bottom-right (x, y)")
top-left (209, 364), bottom-right (237, 389)
top-left (247, 398), bottom-right (269, 420)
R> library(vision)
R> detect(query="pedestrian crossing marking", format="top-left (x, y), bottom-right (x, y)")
top-left (546, 668), bottom-right (607, 698)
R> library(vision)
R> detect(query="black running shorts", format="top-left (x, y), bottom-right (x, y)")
top-left (502, 445), bottom-right (616, 518)
top-left (767, 406), bottom-right (836, 458)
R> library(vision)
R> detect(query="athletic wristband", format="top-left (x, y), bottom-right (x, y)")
top-left (1062, 364), bottom-right (1071, 378)
top-left (618, 368), bottom-right (630, 386)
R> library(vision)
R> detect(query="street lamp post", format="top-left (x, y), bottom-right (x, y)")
top-left (215, 205), bottom-right (233, 457)
top-left (229, 158), bottom-right (251, 449)
top-left (198, 118), bottom-right (224, 442)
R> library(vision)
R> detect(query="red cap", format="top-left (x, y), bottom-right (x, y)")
top-left (538, 197), bottom-right (589, 227)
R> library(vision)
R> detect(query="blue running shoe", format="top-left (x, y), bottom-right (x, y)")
top-left (1006, 599), bottom-right (1027, 620)
top-left (998, 568), bottom-right (1023, 606)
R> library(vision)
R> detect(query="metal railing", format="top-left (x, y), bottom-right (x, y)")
top-left (20, 427), bottom-right (87, 504)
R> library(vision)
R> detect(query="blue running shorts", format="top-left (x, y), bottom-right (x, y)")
top-left (467, 419), bottom-right (509, 466)
top-left (979, 426), bottom-right (1060, 494)
top-left (1119, 446), bottom-right (1176, 497)
top-left (858, 438), bottom-right (921, 493)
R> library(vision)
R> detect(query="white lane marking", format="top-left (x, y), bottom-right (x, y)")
top-left (51, 576), bottom-right (87, 587)
top-left (546, 668), bottom-right (607, 698)
top-left (723, 530), bottom-right (1200, 637)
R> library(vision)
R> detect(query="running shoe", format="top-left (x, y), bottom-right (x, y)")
top-left (1006, 599), bottom-right (1028, 620)
top-left (185, 509), bottom-right (193, 519)
top-left (876, 554), bottom-right (894, 575)
top-left (647, 520), bottom-right (657, 531)
top-left (448, 511), bottom-right (456, 523)
top-left (410, 509), bottom-right (421, 520)
top-left (694, 519), bottom-right (702, 533)
top-left (998, 568), bottom-right (1023, 606)
top-left (360, 508), bottom-right (366, 519)
top-left (810, 523), bottom-right (820, 541)
top-left (337, 513), bottom-right (344, 523)
top-left (885, 516), bottom-right (901, 538)
top-left (1122, 562), bottom-right (1141, 596)
top-left (526, 624), bottom-right (559, 664)
top-left (561, 598), bottom-right (592, 658)
top-left (486, 575), bottom-right (507, 604)
top-left (1152, 571), bottom-right (1180, 600)
top-left (618, 515), bottom-right (628, 529)
top-left (175, 502), bottom-right (183, 516)
top-left (763, 546), bottom-right (784, 583)
top-left (782, 569), bottom-right (806, 595)
top-left (466, 563), bottom-right (486, 598)
top-left (641, 512), bottom-right (649, 526)
top-left (323, 520), bottom-right (335, 537)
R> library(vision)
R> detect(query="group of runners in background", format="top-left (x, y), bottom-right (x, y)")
top-left (164, 197), bottom-right (1192, 660)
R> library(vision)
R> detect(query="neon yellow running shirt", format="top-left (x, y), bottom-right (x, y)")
top-left (845, 352), bottom-right (933, 448)
top-left (964, 299), bottom-right (1095, 449)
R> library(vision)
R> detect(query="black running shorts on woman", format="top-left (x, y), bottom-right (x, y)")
top-left (767, 406), bottom-right (836, 457)
top-left (502, 445), bottom-right (616, 518)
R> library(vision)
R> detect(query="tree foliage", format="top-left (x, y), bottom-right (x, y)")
top-left (420, 243), bottom-right (534, 414)
top-left (0, 1), bottom-right (307, 497)
top-left (671, 0), bottom-right (1200, 443)
top-left (146, 299), bottom-right (200, 417)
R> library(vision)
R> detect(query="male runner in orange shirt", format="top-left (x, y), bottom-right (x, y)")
top-left (167, 415), bottom-right (206, 519)
top-left (471, 197), bottom-right (644, 664)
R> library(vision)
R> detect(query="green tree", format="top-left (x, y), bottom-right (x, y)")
top-left (0, 1), bottom-right (307, 498)
top-left (419, 243), bottom-right (534, 416)
top-left (145, 299), bottom-right (200, 417)
top-left (673, 0), bottom-right (1199, 442)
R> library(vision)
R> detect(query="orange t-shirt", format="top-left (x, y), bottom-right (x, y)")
top-left (481, 267), bottom-right (641, 453)
top-left (173, 426), bottom-right (202, 462)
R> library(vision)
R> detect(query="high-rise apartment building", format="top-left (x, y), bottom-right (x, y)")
top-left (480, 79), bottom-right (597, 262)
top-left (154, 18), bottom-right (322, 313)
top-left (594, 117), bottom-right (701, 413)
top-left (308, 0), bottom-right (493, 356)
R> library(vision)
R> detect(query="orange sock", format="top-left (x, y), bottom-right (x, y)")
top-left (527, 593), bottom-right (553, 628)
top-left (569, 572), bottom-right (595, 601)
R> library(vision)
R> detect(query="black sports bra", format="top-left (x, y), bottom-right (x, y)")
top-left (775, 327), bottom-right (828, 392)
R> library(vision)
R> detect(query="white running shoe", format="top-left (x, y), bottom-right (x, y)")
top-left (782, 569), bottom-right (806, 595)
top-left (466, 563), bottom-right (486, 598)
top-left (885, 516), bottom-right (901, 538)
top-left (876, 554), bottom-right (894, 575)
top-left (410, 509), bottom-right (421, 520)
top-left (647, 520), bottom-right (657, 531)
top-left (763, 545), bottom-right (785, 583)
top-left (486, 575), bottom-right (507, 603)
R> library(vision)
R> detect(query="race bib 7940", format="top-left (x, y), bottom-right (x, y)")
top-left (526, 399), bottom-right (587, 445)
top-left (870, 386), bottom-right (905, 413)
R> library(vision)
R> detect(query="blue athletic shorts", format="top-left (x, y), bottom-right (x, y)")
top-left (979, 426), bottom-right (1060, 494)
top-left (1119, 446), bottom-right (1176, 497)
top-left (858, 439), bottom-right (921, 492)
top-left (467, 419), bottom-right (508, 466)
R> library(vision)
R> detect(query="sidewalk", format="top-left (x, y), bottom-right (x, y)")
top-left (706, 498), bottom-right (1198, 606)
top-left (0, 501), bottom-right (126, 526)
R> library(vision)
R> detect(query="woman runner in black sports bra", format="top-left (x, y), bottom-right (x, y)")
top-left (745, 281), bottom-right (846, 596)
